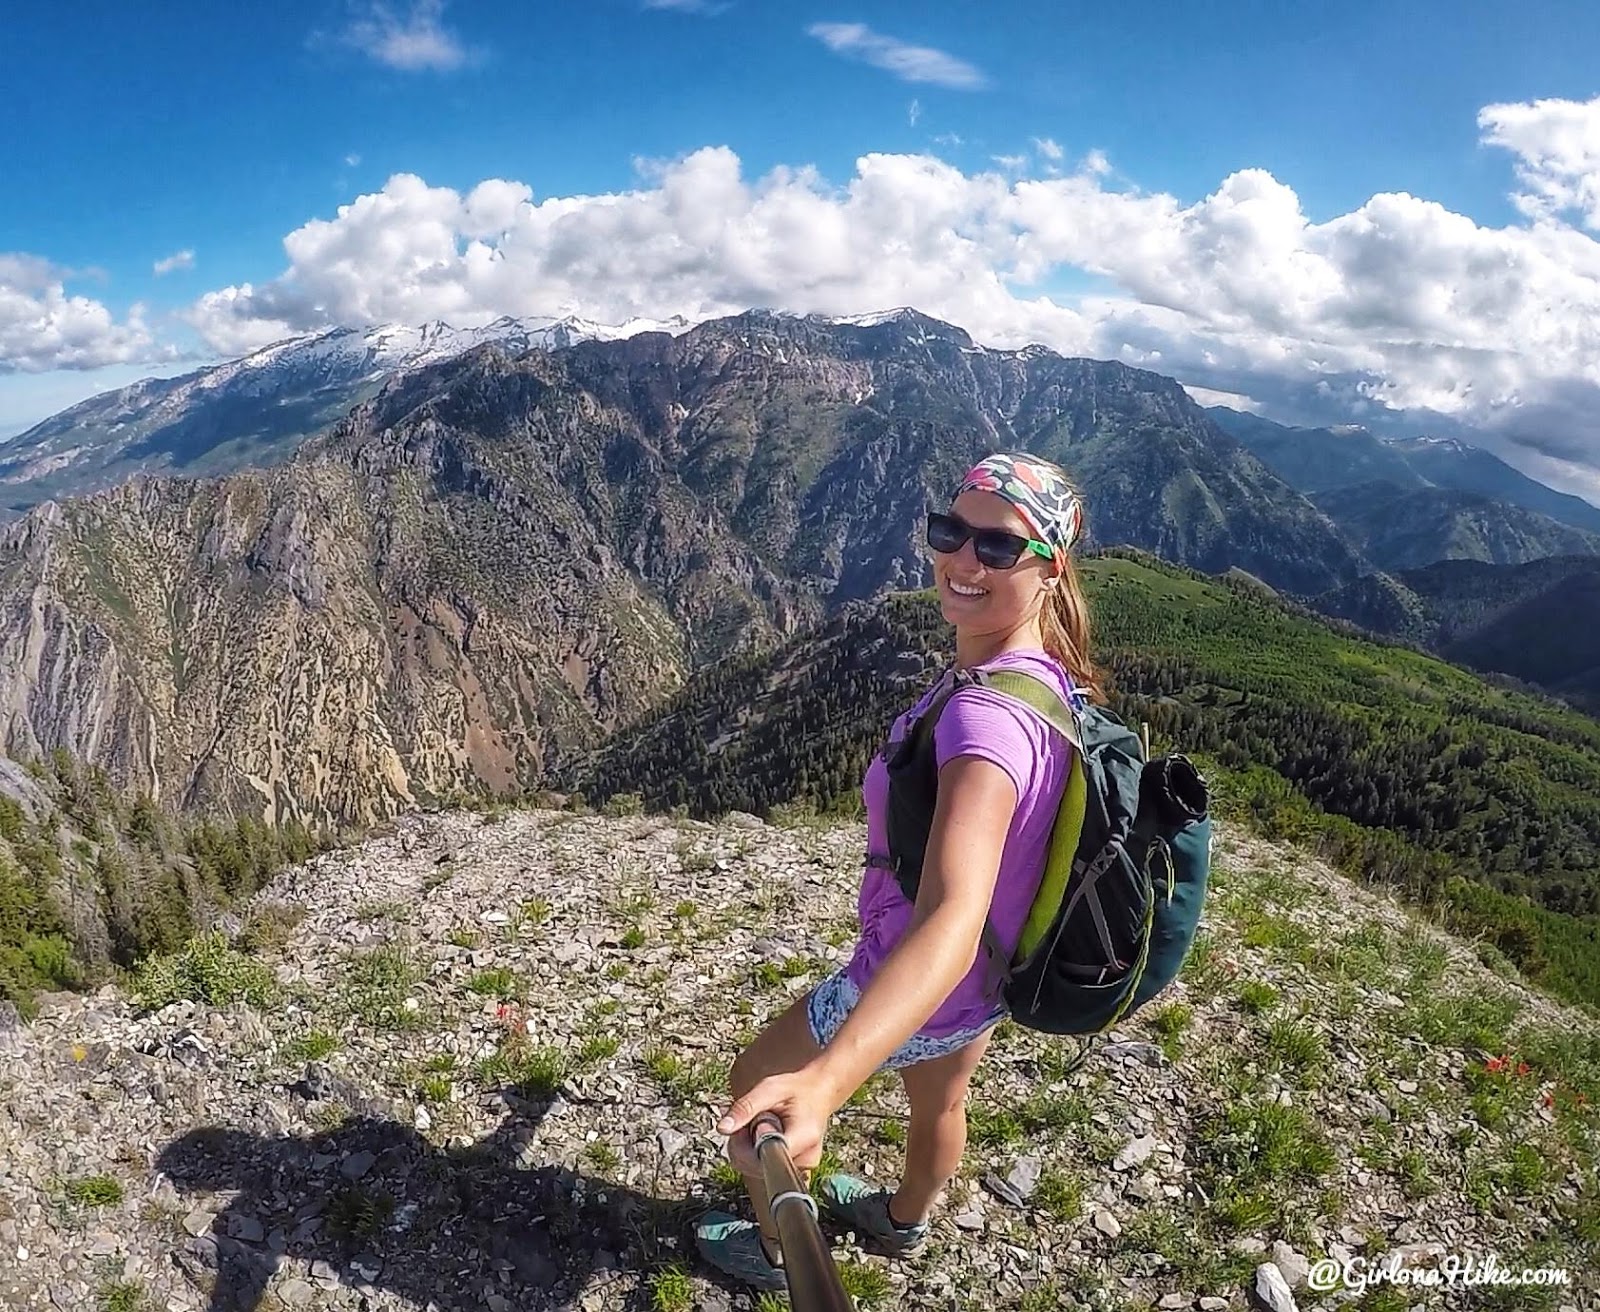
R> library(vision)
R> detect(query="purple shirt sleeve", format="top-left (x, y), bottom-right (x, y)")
top-left (931, 686), bottom-right (1046, 803)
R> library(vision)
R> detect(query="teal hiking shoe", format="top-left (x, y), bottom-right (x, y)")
top-left (818, 1174), bottom-right (929, 1257)
top-left (693, 1210), bottom-right (788, 1292)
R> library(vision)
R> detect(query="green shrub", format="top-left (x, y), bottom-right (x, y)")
top-left (326, 1187), bottom-right (393, 1240)
top-left (132, 933), bottom-right (276, 1011)
top-left (342, 942), bottom-right (422, 1029)
top-left (235, 902), bottom-right (306, 954)
top-left (65, 1174), bottom-right (124, 1207)
top-left (648, 1263), bottom-right (693, 1312)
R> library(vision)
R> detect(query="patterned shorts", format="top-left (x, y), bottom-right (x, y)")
top-left (805, 969), bottom-right (1006, 1070)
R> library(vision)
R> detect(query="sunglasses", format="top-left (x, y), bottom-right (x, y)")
top-left (925, 511), bottom-right (1054, 570)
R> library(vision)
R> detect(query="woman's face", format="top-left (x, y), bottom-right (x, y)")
top-left (930, 488), bottom-right (1055, 634)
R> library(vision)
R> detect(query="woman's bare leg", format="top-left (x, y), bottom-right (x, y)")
top-left (892, 1029), bottom-right (993, 1224)
top-left (722, 994), bottom-right (824, 1256)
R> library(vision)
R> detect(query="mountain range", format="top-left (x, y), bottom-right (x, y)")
top-left (0, 313), bottom-right (691, 518)
top-left (6, 306), bottom-right (1600, 825)
top-left (0, 309), bottom-right (1374, 825)
top-left (1208, 407), bottom-right (1600, 564)
top-left (1313, 554), bottom-right (1600, 714)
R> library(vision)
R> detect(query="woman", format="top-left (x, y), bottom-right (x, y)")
top-left (695, 451), bottom-right (1101, 1291)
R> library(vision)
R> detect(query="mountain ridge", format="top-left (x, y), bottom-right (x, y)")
top-left (1208, 406), bottom-right (1600, 537)
top-left (1313, 554), bottom-right (1600, 715)
top-left (1308, 481), bottom-right (1600, 570)
top-left (3, 800), bottom-right (1595, 1310)
top-left (0, 313), bottom-right (695, 518)
top-left (0, 313), bottom-right (1367, 825)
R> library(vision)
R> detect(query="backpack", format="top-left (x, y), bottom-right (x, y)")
top-left (870, 663), bottom-right (1212, 1036)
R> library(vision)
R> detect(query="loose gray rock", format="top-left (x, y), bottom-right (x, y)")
top-left (277, 1277), bottom-right (315, 1306)
top-left (1251, 1263), bottom-right (1297, 1312)
top-left (0, 1002), bottom-right (22, 1054)
top-left (1114, 1134), bottom-right (1161, 1172)
top-left (1101, 1041), bottom-right (1165, 1067)
top-left (225, 1213), bottom-right (264, 1243)
top-left (339, 1151), bottom-right (376, 1180)
top-left (656, 1127), bottom-right (690, 1161)
top-left (1271, 1241), bottom-right (1310, 1289)
top-left (1006, 1153), bottom-right (1042, 1199)
top-left (982, 1154), bottom-right (1043, 1208)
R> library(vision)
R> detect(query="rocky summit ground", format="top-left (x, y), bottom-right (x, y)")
top-left (1, 803), bottom-right (1597, 1312)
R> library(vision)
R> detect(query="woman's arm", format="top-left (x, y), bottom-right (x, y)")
top-left (716, 754), bottom-right (1019, 1161)
top-left (809, 755), bottom-right (1017, 1103)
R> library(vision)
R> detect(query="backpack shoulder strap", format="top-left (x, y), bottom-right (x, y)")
top-left (970, 668), bottom-right (1084, 750)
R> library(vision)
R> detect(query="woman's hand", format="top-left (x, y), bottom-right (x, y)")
top-left (716, 1066), bottom-right (842, 1176)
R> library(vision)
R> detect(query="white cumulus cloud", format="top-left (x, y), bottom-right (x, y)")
top-left (0, 255), bottom-right (175, 373)
top-left (807, 23), bottom-right (986, 90)
top-left (1033, 137), bottom-right (1064, 162)
top-left (1479, 93), bottom-right (1600, 229)
top-left (334, 0), bottom-right (470, 72)
top-left (178, 101), bottom-right (1600, 499)
top-left (153, 249), bottom-right (195, 276)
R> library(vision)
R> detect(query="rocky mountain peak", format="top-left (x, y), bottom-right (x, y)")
top-left (1, 803), bottom-right (1594, 1310)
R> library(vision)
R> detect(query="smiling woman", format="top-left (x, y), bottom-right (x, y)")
top-left (695, 450), bottom-right (1101, 1290)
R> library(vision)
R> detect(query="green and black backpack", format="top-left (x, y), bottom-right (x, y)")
top-left (869, 664), bottom-right (1212, 1036)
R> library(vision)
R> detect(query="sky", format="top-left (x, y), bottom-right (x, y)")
top-left (5, 0), bottom-right (1600, 502)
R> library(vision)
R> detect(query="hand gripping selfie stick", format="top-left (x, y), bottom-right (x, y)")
top-left (751, 1114), bottom-right (858, 1311)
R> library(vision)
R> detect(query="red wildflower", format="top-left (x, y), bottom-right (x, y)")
top-left (1516, 1061), bottom-right (1531, 1078)
top-left (1485, 1055), bottom-right (1508, 1074)
top-left (1541, 1091), bottom-right (1555, 1109)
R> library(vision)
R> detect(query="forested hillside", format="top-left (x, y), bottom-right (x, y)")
top-left (1314, 555), bottom-right (1600, 715)
top-left (0, 751), bottom-right (327, 1015)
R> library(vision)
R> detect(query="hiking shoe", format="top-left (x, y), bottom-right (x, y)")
top-left (693, 1211), bottom-right (787, 1292)
top-left (818, 1174), bottom-right (929, 1256)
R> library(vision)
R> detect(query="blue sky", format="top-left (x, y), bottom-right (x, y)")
top-left (5, 0), bottom-right (1600, 500)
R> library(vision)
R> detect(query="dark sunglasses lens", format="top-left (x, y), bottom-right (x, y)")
top-left (975, 531), bottom-right (1027, 569)
top-left (926, 513), bottom-right (966, 553)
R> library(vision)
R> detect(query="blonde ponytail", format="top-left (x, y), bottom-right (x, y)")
top-left (1039, 553), bottom-right (1106, 704)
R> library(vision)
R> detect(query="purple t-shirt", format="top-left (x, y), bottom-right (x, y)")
top-left (844, 647), bottom-right (1080, 1038)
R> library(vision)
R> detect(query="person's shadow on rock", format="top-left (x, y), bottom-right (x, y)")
top-left (154, 1092), bottom-right (727, 1311)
